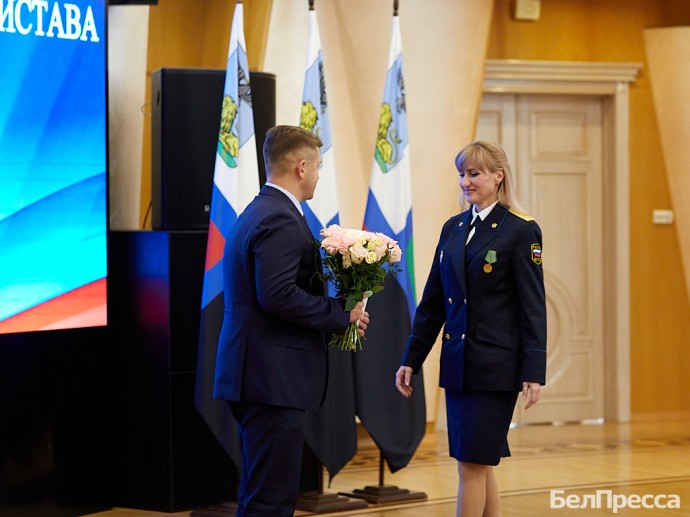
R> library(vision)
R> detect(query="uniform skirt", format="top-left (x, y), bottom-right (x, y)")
top-left (445, 389), bottom-right (519, 466)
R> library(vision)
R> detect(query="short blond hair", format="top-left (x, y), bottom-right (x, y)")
top-left (455, 140), bottom-right (525, 213)
top-left (263, 125), bottom-right (322, 177)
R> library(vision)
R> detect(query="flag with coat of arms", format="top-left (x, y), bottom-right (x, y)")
top-left (299, 8), bottom-right (339, 243)
top-left (194, 1), bottom-right (260, 469)
top-left (299, 5), bottom-right (358, 482)
top-left (356, 12), bottom-right (426, 473)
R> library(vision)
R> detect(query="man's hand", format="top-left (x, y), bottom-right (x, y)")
top-left (349, 301), bottom-right (369, 337)
top-left (395, 366), bottom-right (414, 398)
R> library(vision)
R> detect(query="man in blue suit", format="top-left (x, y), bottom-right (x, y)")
top-left (214, 125), bottom-right (369, 516)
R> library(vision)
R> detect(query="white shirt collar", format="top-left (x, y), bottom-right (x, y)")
top-left (265, 182), bottom-right (304, 216)
top-left (472, 200), bottom-right (499, 222)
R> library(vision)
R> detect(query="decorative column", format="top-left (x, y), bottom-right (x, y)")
top-left (644, 27), bottom-right (690, 308)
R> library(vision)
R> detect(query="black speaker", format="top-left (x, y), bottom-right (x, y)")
top-left (108, 230), bottom-right (238, 511)
top-left (151, 68), bottom-right (275, 230)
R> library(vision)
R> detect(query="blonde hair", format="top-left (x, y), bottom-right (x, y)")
top-left (454, 140), bottom-right (525, 213)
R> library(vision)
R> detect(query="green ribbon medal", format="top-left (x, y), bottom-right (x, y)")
top-left (483, 250), bottom-right (497, 273)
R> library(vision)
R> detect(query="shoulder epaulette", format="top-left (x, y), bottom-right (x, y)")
top-left (509, 207), bottom-right (534, 222)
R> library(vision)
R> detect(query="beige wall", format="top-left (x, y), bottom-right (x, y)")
top-left (131, 0), bottom-right (690, 419)
top-left (108, 5), bottom-right (149, 230)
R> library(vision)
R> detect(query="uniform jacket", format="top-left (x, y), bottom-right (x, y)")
top-left (401, 203), bottom-right (546, 392)
top-left (213, 185), bottom-right (350, 410)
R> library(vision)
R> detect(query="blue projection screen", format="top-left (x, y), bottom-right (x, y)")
top-left (0, 0), bottom-right (107, 334)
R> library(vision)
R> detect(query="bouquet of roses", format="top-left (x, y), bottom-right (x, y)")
top-left (319, 224), bottom-right (402, 351)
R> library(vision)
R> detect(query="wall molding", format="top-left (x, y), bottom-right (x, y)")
top-left (485, 59), bottom-right (641, 89)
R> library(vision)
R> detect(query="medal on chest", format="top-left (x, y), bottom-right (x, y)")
top-left (483, 250), bottom-right (497, 273)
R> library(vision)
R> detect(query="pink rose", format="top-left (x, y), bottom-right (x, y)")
top-left (321, 225), bottom-right (353, 255)
top-left (321, 236), bottom-right (339, 255)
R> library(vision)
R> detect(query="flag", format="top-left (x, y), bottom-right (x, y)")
top-left (299, 10), bottom-right (339, 242)
top-left (299, 6), bottom-right (357, 482)
top-left (194, 2), bottom-right (260, 469)
top-left (356, 13), bottom-right (426, 473)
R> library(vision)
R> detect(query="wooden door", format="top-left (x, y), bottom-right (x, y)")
top-left (477, 93), bottom-right (605, 423)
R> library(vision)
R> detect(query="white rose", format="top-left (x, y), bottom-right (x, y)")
top-left (389, 245), bottom-right (402, 263)
top-left (350, 242), bottom-right (368, 264)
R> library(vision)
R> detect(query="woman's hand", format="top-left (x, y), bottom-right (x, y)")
top-left (522, 381), bottom-right (541, 410)
top-left (395, 366), bottom-right (414, 398)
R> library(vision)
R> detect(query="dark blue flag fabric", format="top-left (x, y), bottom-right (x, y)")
top-left (194, 3), bottom-right (260, 470)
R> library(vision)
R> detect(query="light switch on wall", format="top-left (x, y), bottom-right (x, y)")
top-left (515, 0), bottom-right (541, 21)
top-left (652, 209), bottom-right (674, 225)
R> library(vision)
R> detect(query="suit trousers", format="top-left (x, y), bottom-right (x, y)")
top-left (228, 400), bottom-right (305, 517)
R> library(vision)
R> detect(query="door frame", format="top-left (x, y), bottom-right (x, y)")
top-left (482, 60), bottom-right (641, 423)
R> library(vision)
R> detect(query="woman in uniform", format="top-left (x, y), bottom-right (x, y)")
top-left (395, 140), bottom-right (547, 517)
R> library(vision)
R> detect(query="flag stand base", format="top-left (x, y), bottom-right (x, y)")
top-left (190, 502), bottom-right (238, 516)
top-left (339, 484), bottom-right (427, 505)
top-left (296, 491), bottom-right (368, 513)
top-left (338, 451), bottom-right (427, 505)
top-left (189, 495), bottom-right (368, 516)
top-left (295, 461), bottom-right (369, 513)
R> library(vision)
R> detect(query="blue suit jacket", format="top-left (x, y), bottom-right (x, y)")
top-left (213, 185), bottom-right (350, 410)
top-left (402, 203), bottom-right (546, 392)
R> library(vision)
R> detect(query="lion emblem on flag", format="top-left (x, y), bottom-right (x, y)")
top-left (300, 101), bottom-right (318, 134)
top-left (374, 103), bottom-right (401, 173)
top-left (217, 95), bottom-right (239, 168)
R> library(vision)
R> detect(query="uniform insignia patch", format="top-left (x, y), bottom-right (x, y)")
top-left (531, 243), bottom-right (542, 265)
